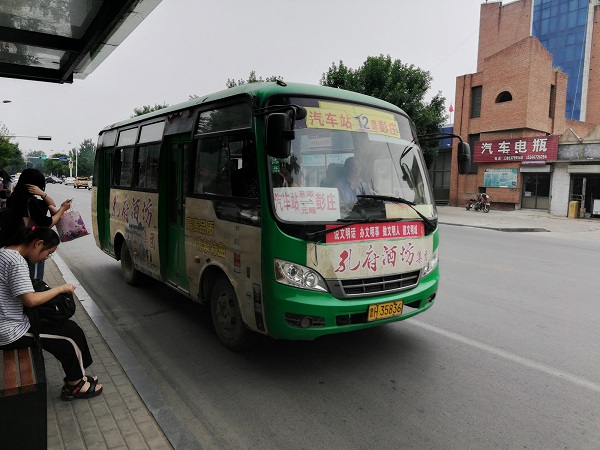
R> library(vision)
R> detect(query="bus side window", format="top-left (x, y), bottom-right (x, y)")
top-left (135, 144), bottom-right (160, 190)
top-left (114, 147), bottom-right (134, 187)
top-left (194, 137), bottom-right (231, 196)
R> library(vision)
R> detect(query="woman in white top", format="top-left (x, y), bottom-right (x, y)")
top-left (0, 226), bottom-right (102, 400)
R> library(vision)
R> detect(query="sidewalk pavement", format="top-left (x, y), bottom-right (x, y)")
top-left (437, 205), bottom-right (600, 235)
top-left (39, 206), bottom-right (599, 449)
top-left (44, 258), bottom-right (173, 450)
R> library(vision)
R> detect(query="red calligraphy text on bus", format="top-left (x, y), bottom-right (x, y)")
top-left (400, 242), bottom-right (415, 265)
top-left (381, 245), bottom-right (398, 266)
top-left (121, 195), bottom-right (130, 223)
top-left (131, 197), bottom-right (140, 223)
top-left (112, 195), bottom-right (118, 217)
top-left (142, 198), bottom-right (153, 226)
top-left (361, 245), bottom-right (379, 271)
top-left (333, 242), bottom-right (416, 274)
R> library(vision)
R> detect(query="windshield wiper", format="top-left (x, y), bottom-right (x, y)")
top-left (305, 195), bottom-right (436, 240)
top-left (356, 194), bottom-right (436, 233)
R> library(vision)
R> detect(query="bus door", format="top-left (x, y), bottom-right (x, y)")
top-left (102, 150), bottom-right (113, 252)
top-left (166, 136), bottom-right (190, 291)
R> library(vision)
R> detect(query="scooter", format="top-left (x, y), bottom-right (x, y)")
top-left (466, 193), bottom-right (490, 213)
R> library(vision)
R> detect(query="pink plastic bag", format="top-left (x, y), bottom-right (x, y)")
top-left (55, 210), bottom-right (89, 242)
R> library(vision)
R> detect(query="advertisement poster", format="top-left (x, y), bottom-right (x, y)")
top-left (483, 168), bottom-right (518, 188)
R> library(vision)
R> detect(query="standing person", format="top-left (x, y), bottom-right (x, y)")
top-left (6, 168), bottom-right (71, 280)
top-left (0, 169), bottom-right (11, 208)
top-left (0, 226), bottom-right (102, 400)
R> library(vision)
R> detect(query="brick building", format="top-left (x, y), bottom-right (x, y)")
top-left (449, 0), bottom-right (600, 216)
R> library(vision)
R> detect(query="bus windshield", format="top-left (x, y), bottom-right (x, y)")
top-left (268, 98), bottom-right (435, 223)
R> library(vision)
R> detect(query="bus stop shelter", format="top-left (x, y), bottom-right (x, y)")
top-left (0, 0), bottom-right (161, 84)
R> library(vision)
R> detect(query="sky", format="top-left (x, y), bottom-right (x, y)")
top-left (1, 0), bottom-right (483, 157)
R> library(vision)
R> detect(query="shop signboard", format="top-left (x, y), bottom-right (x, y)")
top-left (474, 135), bottom-right (559, 163)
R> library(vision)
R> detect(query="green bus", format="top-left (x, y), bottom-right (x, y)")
top-left (92, 82), bottom-right (468, 350)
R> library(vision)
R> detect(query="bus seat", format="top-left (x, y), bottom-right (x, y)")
top-left (320, 163), bottom-right (344, 187)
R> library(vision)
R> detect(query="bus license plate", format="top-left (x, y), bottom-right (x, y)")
top-left (367, 301), bottom-right (403, 322)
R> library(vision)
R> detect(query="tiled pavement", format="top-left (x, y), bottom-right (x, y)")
top-left (44, 260), bottom-right (172, 450)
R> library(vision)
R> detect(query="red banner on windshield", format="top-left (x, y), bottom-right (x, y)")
top-left (326, 222), bottom-right (424, 244)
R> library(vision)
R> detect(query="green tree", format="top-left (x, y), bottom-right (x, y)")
top-left (25, 150), bottom-right (47, 172)
top-left (131, 103), bottom-right (170, 118)
top-left (0, 123), bottom-right (25, 173)
top-left (44, 153), bottom-right (71, 177)
top-left (226, 70), bottom-right (282, 88)
top-left (320, 55), bottom-right (446, 166)
top-left (72, 139), bottom-right (96, 177)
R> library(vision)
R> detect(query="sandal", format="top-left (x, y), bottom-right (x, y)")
top-left (61, 377), bottom-right (103, 401)
top-left (63, 374), bottom-right (98, 384)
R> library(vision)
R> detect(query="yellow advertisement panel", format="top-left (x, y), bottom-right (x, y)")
top-left (305, 101), bottom-right (401, 139)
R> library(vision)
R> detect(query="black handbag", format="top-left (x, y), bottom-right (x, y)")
top-left (25, 279), bottom-right (76, 327)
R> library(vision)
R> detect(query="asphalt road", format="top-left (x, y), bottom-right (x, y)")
top-left (47, 183), bottom-right (600, 449)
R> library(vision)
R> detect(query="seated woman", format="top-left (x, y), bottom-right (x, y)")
top-left (0, 226), bottom-right (102, 400)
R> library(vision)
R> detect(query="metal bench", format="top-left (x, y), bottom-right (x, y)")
top-left (0, 343), bottom-right (47, 449)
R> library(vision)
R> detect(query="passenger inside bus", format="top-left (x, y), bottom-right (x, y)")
top-left (320, 163), bottom-right (344, 187)
top-left (231, 143), bottom-right (258, 198)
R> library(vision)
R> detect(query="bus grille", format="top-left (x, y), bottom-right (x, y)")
top-left (329, 270), bottom-right (421, 299)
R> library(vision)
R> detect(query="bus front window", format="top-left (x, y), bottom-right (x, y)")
top-left (268, 99), bottom-right (435, 224)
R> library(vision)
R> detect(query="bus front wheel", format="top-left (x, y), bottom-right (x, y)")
top-left (210, 277), bottom-right (250, 351)
top-left (120, 241), bottom-right (141, 286)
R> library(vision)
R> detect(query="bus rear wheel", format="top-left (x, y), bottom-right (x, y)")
top-left (210, 277), bottom-right (250, 351)
top-left (120, 241), bottom-right (141, 286)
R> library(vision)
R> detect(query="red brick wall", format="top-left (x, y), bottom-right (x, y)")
top-left (450, 38), bottom-right (568, 208)
top-left (565, 119), bottom-right (597, 138)
top-left (585, 5), bottom-right (600, 124)
top-left (478, 0), bottom-right (532, 72)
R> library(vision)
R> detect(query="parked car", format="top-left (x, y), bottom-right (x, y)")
top-left (74, 176), bottom-right (89, 188)
top-left (64, 176), bottom-right (75, 185)
top-left (45, 176), bottom-right (62, 184)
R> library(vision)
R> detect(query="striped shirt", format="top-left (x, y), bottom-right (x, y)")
top-left (0, 248), bottom-right (34, 346)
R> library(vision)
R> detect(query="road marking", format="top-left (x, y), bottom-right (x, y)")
top-left (410, 319), bottom-right (600, 394)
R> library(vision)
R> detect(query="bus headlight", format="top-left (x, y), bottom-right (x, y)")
top-left (422, 249), bottom-right (439, 277)
top-left (274, 259), bottom-right (328, 292)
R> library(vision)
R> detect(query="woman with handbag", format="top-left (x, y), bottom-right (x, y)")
top-left (0, 226), bottom-right (102, 400)
top-left (7, 168), bottom-right (71, 280)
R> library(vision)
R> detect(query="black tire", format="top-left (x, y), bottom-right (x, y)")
top-left (210, 277), bottom-right (250, 351)
top-left (120, 241), bottom-right (141, 286)
top-left (483, 204), bottom-right (490, 213)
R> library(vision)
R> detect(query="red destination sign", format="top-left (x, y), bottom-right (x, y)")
top-left (473, 135), bottom-right (559, 163)
top-left (326, 222), bottom-right (424, 244)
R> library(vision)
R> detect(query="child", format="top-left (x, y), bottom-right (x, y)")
top-left (0, 226), bottom-right (102, 400)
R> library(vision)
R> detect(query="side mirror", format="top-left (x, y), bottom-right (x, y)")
top-left (266, 112), bottom-right (294, 159)
top-left (457, 142), bottom-right (471, 175)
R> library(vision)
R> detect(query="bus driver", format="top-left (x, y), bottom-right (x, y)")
top-left (335, 157), bottom-right (373, 203)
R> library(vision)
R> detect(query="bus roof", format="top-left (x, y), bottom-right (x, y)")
top-left (99, 82), bottom-right (407, 134)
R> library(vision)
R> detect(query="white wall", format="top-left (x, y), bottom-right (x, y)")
top-left (550, 164), bottom-right (570, 217)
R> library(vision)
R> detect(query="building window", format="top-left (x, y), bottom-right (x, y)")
top-left (495, 91), bottom-right (512, 103)
top-left (471, 86), bottom-right (482, 118)
top-left (468, 134), bottom-right (479, 174)
top-left (549, 84), bottom-right (556, 117)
